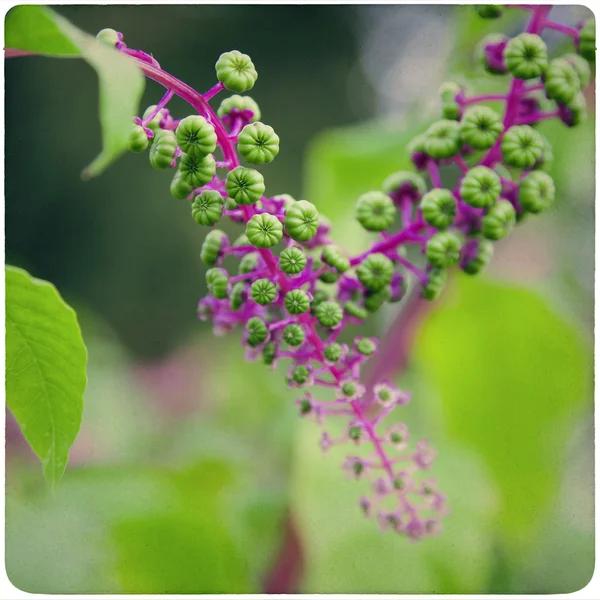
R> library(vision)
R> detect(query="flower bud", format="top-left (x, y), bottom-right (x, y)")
top-left (285, 289), bottom-right (311, 315)
top-left (206, 267), bottom-right (229, 299)
top-left (315, 300), bottom-right (344, 328)
top-left (238, 122), bottom-right (280, 164)
top-left (357, 254), bottom-right (394, 292)
top-left (191, 190), bottom-right (224, 226)
top-left (284, 200), bottom-right (320, 242)
top-left (149, 129), bottom-right (177, 169)
top-left (460, 105), bottom-right (503, 150)
top-left (424, 119), bottom-right (462, 159)
top-left (504, 33), bottom-right (548, 80)
top-left (518, 171), bottom-right (555, 213)
top-left (200, 230), bottom-right (227, 266)
top-left (225, 167), bottom-right (265, 205)
top-left (420, 188), bottom-right (457, 229)
top-left (246, 213), bottom-right (283, 248)
top-left (215, 50), bottom-right (258, 93)
top-left (251, 278), bottom-right (277, 305)
top-left (355, 191), bottom-right (397, 232)
top-left (283, 324), bottom-right (305, 346)
top-left (482, 199), bottom-right (516, 240)
top-left (460, 166), bottom-right (502, 208)
top-left (176, 115), bottom-right (217, 157)
top-left (426, 231), bottom-right (463, 268)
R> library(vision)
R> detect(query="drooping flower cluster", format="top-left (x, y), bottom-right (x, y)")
top-left (97, 4), bottom-right (594, 540)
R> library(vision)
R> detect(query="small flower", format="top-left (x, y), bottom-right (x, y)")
top-left (438, 81), bottom-right (462, 120)
top-left (320, 431), bottom-right (333, 453)
top-left (262, 341), bottom-right (277, 366)
top-left (374, 382), bottom-right (409, 407)
top-left (348, 424), bottom-right (363, 443)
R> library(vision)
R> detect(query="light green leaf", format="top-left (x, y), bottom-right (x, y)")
top-left (5, 5), bottom-right (144, 178)
top-left (413, 275), bottom-right (592, 543)
top-left (5, 265), bottom-right (87, 489)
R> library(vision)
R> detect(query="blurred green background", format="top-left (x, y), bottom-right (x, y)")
top-left (5, 4), bottom-right (595, 594)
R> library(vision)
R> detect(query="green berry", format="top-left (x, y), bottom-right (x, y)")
top-left (460, 105), bottom-right (503, 150)
top-left (175, 115), bottom-right (217, 158)
top-left (285, 200), bottom-right (320, 242)
top-left (344, 301), bottom-right (368, 321)
top-left (279, 247), bottom-right (307, 274)
top-left (518, 171), bottom-right (555, 213)
top-left (381, 171), bottom-right (427, 200)
top-left (225, 167), bottom-right (265, 205)
top-left (238, 122), bottom-right (280, 165)
top-left (217, 95), bottom-right (261, 121)
top-left (250, 278), bottom-right (277, 305)
top-left (460, 166), bottom-right (502, 208)
top-left (284, 289), bottom-right (310, 315)
top-left (310, 289), bottom-right (329, 312)
top-left (563, 53), bottom-right (591, 87)
top-left (348, 426), bottom-right (362, 441)
top-left (215, 50), bottom-right (258, 93)
top-left (170, 170), bottom-right (194, 200)
top-left (426, 231), bottom-right (462, 268)
top-left (179, 153), bottom-right (216, 187)
top-left (96, 28), bottom-right (119, 46)
top-left (319, 269), bottom-right (340, 284)
top-left (504, 33), bottom-right (548, 80)
top-left (299, 398), bottom-right (312, 415)
top-left (128, 124), bottom-right (149, 153)
top-left (230, 281), bottom-right (245, 310)
top-left (315, 301), bottom-right (343, 328)
top-left (420, 188), bottom-right (457, 229)
top-left (233, 233), bottom-right (250, 247)
top-left (501, 125), bottom-right (544, 169)
top-left (283, 324), bottom-right (305, 346)
top-left (462, 239), bottom-right (494, 275)
top-left (262, 342), bottom-right (276, 365)
top-left (246, 317), bottom-right (268, 347)
top-left (322, 245), bottom-right (350, 273)
top-left (439, 82), bottom-right (462, 120)
top-left (364, 287), bottom-right (391, 313)
top-left (324, 342), bottom-right (343, 363)
top-left (534, 132), bottom-right (554, 171)
top-left (206, 268), bottom-right (229, 299)
top-left (482, 200), bottom-right (516, 240)
top-left (544, 58), bottom-right (581, 105)
top-left (356, 337), bottom-right (376, 356)
top-left (239, 253), bottom-right (259, 274)
top-left (422, 268), bottom-right (447, 301)
top-left (246, 213), bottom-right (283, 248)
top-left (191, 190), bottom-right (224, 226)
top-left (200, 230), bottom-right (227, 266)
top-left (476, 5), bottom-right (502, 18)
top-left (424, 119), bottom-right (462, 159)
top-left (142, 105), bottom-right (167, 134)
top-left (291, 364), bottom-right (311, 386)
top-left (341, 381), bottom-right (358, 397)
top-left (149, 129), bottom-right (177, 169)
top-left (356, 253), bottom-right (394, 292)
top-left (355, 191), bottom-right (396, 232)
top-left (563, 91), bottom-right (587, 127)
top-left (578, 19), bottom-right (595, 62)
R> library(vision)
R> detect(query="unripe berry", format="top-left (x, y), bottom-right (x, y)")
top-left (355, 191), bottom-right (396, 232)
top-left (315, 300), bottom-right (343, 328)
top-left (128, 124), bottom-right (149, 153)
top-left (426, 231), bottom-right (463, 268)
top-left (460, 105), bottom-right (503, 150)
top-left (246, 317), bottom-right (268, 347)
top-left (170, 170), bottom-right (194, 200)
top-left (238, 122), bottom-right (280, 164)
top-left (501, 125), bottom-right (544, 169)
top-left (482, 199), bottom-right (516, 240)
top-left (322, 245), bottom-right (350, 273)
top-left (424, 119), bottom-right (462, 159)
top-left (357, 253), bottom-right (394, 292)
top-left (176, 115), bottom-right (217, 158)
top-left (310, 289), bottom-right (329, 312)
top-left (544, 58), bottom-right (581, 105)
top-left (291, 364), bottom-right (311, 386)
top-left (476, 5), bottom-right (502, 18)
top-left (518, 171), bottom-right (555, 213)
top-left (356, 337), bottom-right (377, 356)
top-left (577, 19), bottom-right (595, 63)
top-left (364, 286), bottom-right (391, 313)
top-left (179, 153), bottom-right (216, 187)
top-left (562, 53), bottom-right (591, 87)
top-left (284, 289), bottom-right (310, 315)
top-left (461, 238), bottom-right (494, 275)
top-left (420, 188), bottom-right (457, 229)
top-left (381, 171), bottom-right (427, 202)
top-left (225, 167), bottom-right (265, 205)
top-left (96, 28), bottom-right (119, 47)
top-left (319, 268), bottom-right (340, 284)
top-left (246, 213), bottom-right (283, 248)
top-left (438, 81), bottom-right (462, 120)
top-left (142, 105), bottom-right (168, 134)
top-left (422, 268), bottom-right (447, 301)
top-left (230, 281), bottom-right (245, 310)
top-left (217, 95), bottom-right (261, 122)
top-left (200, 230), bottom-right (227, 266)
top-left (285, 200), bottom-right (320, 242)
top-left (324, 342), bottom-right (343, 363)
top-left (149, 130), bottom-right (177, 169)
top-left (215, 50), bottom-right (258, 93)
top-left (206, 267), bottom-right (229, 299)
top-left (279, 246), bottom-right (307, 274)
top-left (250, 278), bottom-right (277, 305)
top-left (460, 166), bottom-right (501, 208)
top-left (239, 252), bottom-right (260, 274)
top-left (504, 33), bottom-right (548, 79)
top-left (262, 342), bottom-right (276, 365)
top-left (559, 91), bottom-right (587, 127)
top-left (283, 324), bottom-right (305, 346)
top-left (344, 301), bottom-right (368, 321)
top-left (191, 190), bottom-right (224, 226)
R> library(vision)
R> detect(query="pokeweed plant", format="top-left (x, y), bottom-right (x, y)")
top-left (5, 5), bottom-right (595, 538)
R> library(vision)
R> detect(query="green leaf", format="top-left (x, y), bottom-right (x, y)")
top-left (5, 265), bottom-right (87, 489)
top-left (413, 275), bottom-right (592, 544)
top-left (5, 5), bottom-right (144, 178)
